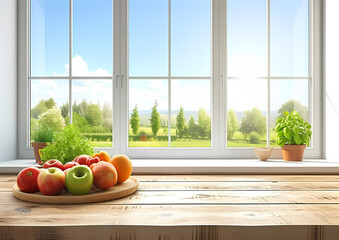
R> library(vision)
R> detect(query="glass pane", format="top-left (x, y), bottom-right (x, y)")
top-left (72, 80), bottom-right (113, 147)
top-left (31, 80), bottom-right (69, 143)
top-left (227, 79), bottom-right (267, 147)
top-left (171, 0), bottom-right (211, 77)
top-left (270, 79), bottom-right (309, 146)
top-left (227, 0), bottom-right (267, 77)
top-left (271, 0), bottom-right (309, 76)
top-left (129, 0), bottom-right (168, 77)
top-left (31, 0), bottom-right (69, 76)
top-left (129, 80), bottom-right (168, 147)
top-left (171, 80), bottom-right (211, 147)
top-left (73, 0), bottom-right (112, 76)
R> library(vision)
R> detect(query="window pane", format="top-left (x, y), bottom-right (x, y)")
top-left (271, 0), bottom-right (308, 76)
top-left (73, 0), bottom-right (112, 76)
top-left (171, 0), bottom-right (211, 77)
top-left (227, 79), bottom-right (267, 147)
top-left (129, 80), bottom-right (168, 147)
top-left (129, 0), bottom-right (168, 77)
top-left (31, 0), bottom-right (69, 76)
top-left (270, 79), bottom-right (309, 146)
top-left (72, 80), bottom-right (113, 148)
top-left (227, 0), bottom-right (267, 77)
top-left (31, 80), bottom-right (69, 142)
top-left (171, 80), bottom-right (211, 147)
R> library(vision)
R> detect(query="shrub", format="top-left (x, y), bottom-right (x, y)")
top-left (249, 131), bottom-right (261, 144)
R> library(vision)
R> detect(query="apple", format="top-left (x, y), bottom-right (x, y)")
top-left (37, 167), bottom-right (65, 195)
top-left (86, 156), bottom-right (100, 167)
top-left (74, 155), bottom-right (91, 165)
top-left (92, 161), bottom-right (118, 189)
top-left (65, 165), bottom-right (93, 195)
top-left (43, 159), bottom-right (64, 170)
top-left (63, 161), bottom-right (80, 170)
top-left (16, 167), bottom-right (41, 193)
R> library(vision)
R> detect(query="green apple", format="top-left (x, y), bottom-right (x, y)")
top-left (65, 165), bottom-right (93, 195)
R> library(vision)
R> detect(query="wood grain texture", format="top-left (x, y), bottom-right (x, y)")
top-left (2, 174), bottom-right (339, 240)
top-left (4, 190), bottom-right (339, 205)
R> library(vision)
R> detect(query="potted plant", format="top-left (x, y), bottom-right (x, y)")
top-left (40, 124), bottom-right (94, 164)
top-left (31, 126), bottom-right (54, 163)
top-left (275, 110), bottom-right (312, 161)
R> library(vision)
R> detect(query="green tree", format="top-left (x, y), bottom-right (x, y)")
top-left (188, 115), bottom-right (198, 138)
top-left (102, 102), bottom-right (112, 131)
top-left (149, 101), bottom-right (161, 137)
top-left (176, 106), bottom-right (186, 138)
top-left (197, 108), bottom-right (211, 139)
top-left (227, 109), bottom-right (239, 139)
top-left (130, 105), bottom-right (140, 135)
top-left (239, 107), bottom-right (266, 140)
top-left (86, 104), bottom-right (103, 126)
top-left (78, 99), bottom-right (89, 117)
top-left (60, 102), bottom-right (69, 119)
top-left (31, 101), bottom-right (48, 118)
top-left (278, 100), bottom-right (308, 121)
top-left (38, 107), bottom-right (65, 131)
top-left (65, 112), bottom-right (90, 129)
top-left (45, 98), bottom-right (56, 109)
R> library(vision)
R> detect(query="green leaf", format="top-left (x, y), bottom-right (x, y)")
top-left (283, 127), bottom-right (292, 139)
top-left (292, 126), bottom-right (299, 135)
top-left (294, 134), bottom-right (302, 145)
top-left (284, 111), bottom-right (289, 117)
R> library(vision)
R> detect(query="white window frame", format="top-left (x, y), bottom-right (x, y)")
top-left (18, 0), bottom-right (323, 160)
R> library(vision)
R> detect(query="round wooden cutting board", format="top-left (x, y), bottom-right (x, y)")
top-left (13, 177), bottom-right (139, 204)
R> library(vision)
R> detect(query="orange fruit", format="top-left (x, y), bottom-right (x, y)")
top-left (92, 151), bottom-right (110, 162)
top-left (109, 154), bottom-right (132, 183)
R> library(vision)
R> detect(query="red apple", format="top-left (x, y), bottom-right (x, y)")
top-left (37, 167), bottom-right (65, 195)
top-left (74, 155), bottom-right (91, 165)
top-left (63, 161), bottom-right (80, 170)
top-left (16, 167), bottom-right (41, 193)
top-left (92, 161), bottom-right (118, 189)
top-left (43, 159), bottom-right (64, 170)
top-left (86, 156), bottom-right (100, 167)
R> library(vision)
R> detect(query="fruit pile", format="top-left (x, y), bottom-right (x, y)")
top-left (16, 152), bottom-right (132, 196)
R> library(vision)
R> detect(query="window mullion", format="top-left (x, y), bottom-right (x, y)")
top-left (168, 0), bottom-right (172, 147)
top-left (68, 0), bottom-right (73, 125)
top-left (267, 0), bottom-right (271, 147)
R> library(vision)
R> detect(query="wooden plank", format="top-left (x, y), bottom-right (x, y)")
top-left (4, 190), bottom-right (339, 205)
top-left (138, 181), bottom-right (339, 191)
top-left (2, 204), bottom-right (339, 226)
top-left (3, 175), bottom-right (339, 192)
top-left (3, 181), bottom-right (339, 192)
top-left (4, 175), bottom-right (339, 184)
top-left (0, 225), bottom-right (316, 240)
top-left (133, 175), bottom-right (339, 182)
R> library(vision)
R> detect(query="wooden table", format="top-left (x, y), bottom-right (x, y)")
top-left (2, 175), bottom-right (339, 240)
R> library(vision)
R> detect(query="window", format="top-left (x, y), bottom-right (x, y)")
top-left (19, 0), bottom-right (322, 159)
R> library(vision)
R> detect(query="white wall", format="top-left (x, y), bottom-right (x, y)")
top-left (0, 0), bottom-right (17, 160)
top-left (325, 0), bottom-right (339, 160)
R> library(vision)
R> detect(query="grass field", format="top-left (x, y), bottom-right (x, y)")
top-left (88, 129), bottom-right (279, 148)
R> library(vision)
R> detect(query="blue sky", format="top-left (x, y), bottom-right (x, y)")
top-left (31, 0), bottom-right (309, 113)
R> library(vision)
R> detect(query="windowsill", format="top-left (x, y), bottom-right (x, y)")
top-left (0, 159), bottom-right (339, 174)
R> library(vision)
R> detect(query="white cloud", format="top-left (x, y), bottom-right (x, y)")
top-left (65, 55), bottom-right (110, 76)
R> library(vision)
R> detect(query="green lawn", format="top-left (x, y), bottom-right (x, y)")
top-left (129, 139), bottom-right (211, 148)
top-left (89, 130), bottom-right (279, 148)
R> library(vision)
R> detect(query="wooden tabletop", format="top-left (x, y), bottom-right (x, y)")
top-left (2, 174), bottom-right (339, 240)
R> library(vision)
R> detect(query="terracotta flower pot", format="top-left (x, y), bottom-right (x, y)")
top-left (31, 142), bottom-right (47, 163)
top-left (281, 144), bottom-right (306, 161)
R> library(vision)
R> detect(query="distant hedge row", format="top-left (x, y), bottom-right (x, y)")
top-left (82, 133), bottom-right (112, 142)
top-left (128, 135), bottom-right (177, 141)
top-left (82, 133), bottom-right (178, 142)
